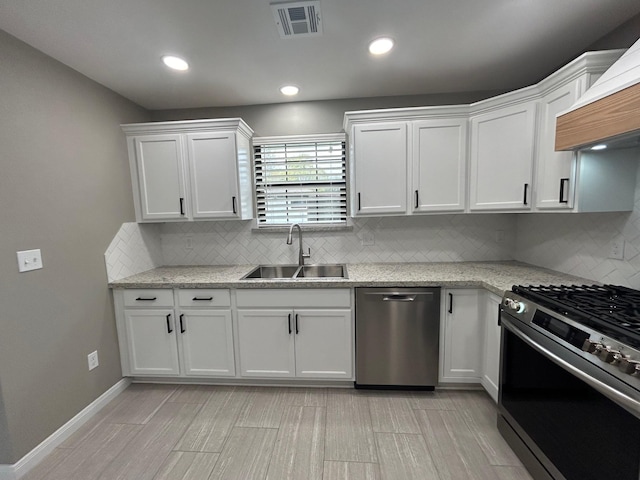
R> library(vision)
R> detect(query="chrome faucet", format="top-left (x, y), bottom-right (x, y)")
top-left (286, 223), bottom-right (311, 266)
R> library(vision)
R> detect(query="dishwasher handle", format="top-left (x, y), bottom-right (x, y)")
top-left (382, 294), bottom-right (417, 302)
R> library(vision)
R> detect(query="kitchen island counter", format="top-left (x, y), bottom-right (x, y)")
top-left (109, 261), bottom-right (593, 296)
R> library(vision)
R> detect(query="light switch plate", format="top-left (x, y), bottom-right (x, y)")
top-left (17, 249), bottom-right (43, 272)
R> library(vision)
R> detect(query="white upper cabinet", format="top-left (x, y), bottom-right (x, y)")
top-left (412, 119), bottom-right (467, 212)
top-left (535, 80), bottom-right (581, 210)
top-left (133, 134), bottom-right (187, 220)
top-left (344, 107), bottom-right (469, 217)
top-left (352, 122), bottom-right (408, 215)
top-left (123, 119), bottom-right (254, 222)
top-left (469, 101), bottom-right (537, 211)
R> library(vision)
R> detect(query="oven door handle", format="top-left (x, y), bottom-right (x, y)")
top-left (502, 317), bottom-right (640, 419)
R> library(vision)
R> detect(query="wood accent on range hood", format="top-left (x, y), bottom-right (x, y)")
top-left (555, 82), bottom-right (640, 151)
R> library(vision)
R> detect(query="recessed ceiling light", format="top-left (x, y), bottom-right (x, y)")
top-left (591, 144), bottom-right (607, 150)
top-left (162, 55), bottom-right (189, 71)
top-left (280, 85), bottom-right (299, 96)
top-left (368, 37), bottom-right (394, 55)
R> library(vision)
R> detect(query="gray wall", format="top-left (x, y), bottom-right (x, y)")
top-left (0, 30), bottom-right (149, 463)
top-left (149, 91), bottom-right (501, 136)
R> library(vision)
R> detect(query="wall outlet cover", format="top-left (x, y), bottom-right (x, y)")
top-left (17, 249), bottom-right (43, 272)
top-left (88, 351), bottom-right (99, 370)
top-left (609, 238), bottom-right (625, 260)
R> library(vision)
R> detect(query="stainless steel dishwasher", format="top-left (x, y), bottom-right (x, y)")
top-left (355, 287), bottom-right (440, 389)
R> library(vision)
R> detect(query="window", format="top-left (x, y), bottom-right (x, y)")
top-left (253, 134), bottom-right (347, 227)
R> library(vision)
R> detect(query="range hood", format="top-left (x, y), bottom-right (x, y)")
top-left (556, 36), bottom-right (640, 151)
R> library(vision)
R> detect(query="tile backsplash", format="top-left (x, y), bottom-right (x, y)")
top-left (159, 214), bottom-right (517, 266)
top-left (104, 222), bottom-right (163, 281)
top-left (515, 166), bottom-right (640, 289)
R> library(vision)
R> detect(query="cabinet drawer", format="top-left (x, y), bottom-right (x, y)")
top-left (178, 289), bottom-right (231, 307)
top-left (123, 289), bottom-right (174, 307)
top-left (236, 289), bottom-right (351, 308)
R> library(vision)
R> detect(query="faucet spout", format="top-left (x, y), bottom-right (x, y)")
top-left (286, 224), bottom-right (310, 266)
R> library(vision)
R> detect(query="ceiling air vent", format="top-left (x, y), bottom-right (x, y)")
top-left (270, 1), bottom-right (322, 38)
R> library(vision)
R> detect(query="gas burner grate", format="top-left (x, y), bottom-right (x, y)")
top-left (512, 284), bottom-right (640, 346)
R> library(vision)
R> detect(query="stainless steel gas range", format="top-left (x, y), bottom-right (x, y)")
top-left (499, 284), bottom-right (640, 480)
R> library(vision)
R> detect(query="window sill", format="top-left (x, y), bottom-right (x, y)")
top-left (251, 225), bottom-right (354, 234)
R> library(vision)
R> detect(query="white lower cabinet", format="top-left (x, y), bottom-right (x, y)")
top-left (116, 288), bottom-right (235, 378)
top-left (236, 289), bottom-right (353, 380)
top-left (179, 309), bottom-right (235, 376)
top-left (440, 289), bottom-right (483, 383)
top-left (481, 292), bottom-right (502, 402)
top-left (124, 308), bottom-right (180, 376)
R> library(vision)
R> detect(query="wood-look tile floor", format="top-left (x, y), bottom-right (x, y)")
top-left (23, 384), bottom-right (532, 480)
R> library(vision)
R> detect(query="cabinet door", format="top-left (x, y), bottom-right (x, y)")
top-left (481, 292), bottom-right (501, 402)
top-left (469, 103), bottom-right (536, 210)
top-left (535, 81), bottom-right (580, 209)
top-left (134, 134), bottom-right (187, 220)
top-left (294, 309), bottom-right (353, 379)
top-left (124, 309), bottom-right (180, 375)
top-left (237, 309), bottom-right (295, 377)
top-left (179, 309), bottom-right (235, 377)
top-left (186, 132), bottom-right (240, 219)
top-left (412, 119), bottom-right (467, 212)
top-left (353, 122), bottom-right (407, 215)
top-left (440, 289), bottom-right (482, 383)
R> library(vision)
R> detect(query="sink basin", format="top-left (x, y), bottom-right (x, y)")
top-left (295, 264), bottom-right (347, 278)
top-left (241, 265), bottom-right (300, 279)
top-left (241, 264), bottom-right (347, 279)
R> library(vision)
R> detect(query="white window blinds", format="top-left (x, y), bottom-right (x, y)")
top-left (253, 134), bottom-right (347, 227)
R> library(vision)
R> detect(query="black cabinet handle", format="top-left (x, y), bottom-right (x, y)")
top-left (232, 196), bottom-right (237, 214)
top-left (192, 297), bottom-right (213, 301)
top-left (497, 302), bottom-right (502, 327)
top-left (559, 178), bottom-right (569, 204)
top-left (357, 192), bottom-right (361, 211)
top-left (179, 197), bottom-right (185, 215)
top-left (414, 190), bottom-right (419, 209)
top-left (179, 314), bottom-right (185, 333)
top-left (295, 314), bottom-right (299, 334)
top-left (288, 314), bottom-right (292, 334)
top-left (135, 297), bottom-right (157, 301)
top-left (448, 293), bottom-right (453, 314)
top-left (523, 184), bottom-right (529, 205)
top-left (166, 314), bottom-right (173, 333)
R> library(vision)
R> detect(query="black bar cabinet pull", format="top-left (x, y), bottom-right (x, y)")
top-left (497, 302), bottom-right (502, 327)
top-left (166, 314), bottom-right (173, 333)
top-left (179, 314), bottom-right (185, 333)
top-left (448, 293), bottom-right (453, 314)
top-left (295, 314), bottom-right (299, 334)
top-left (559, 178), bottom-right (569, 204)
top-left (192, 297), bottom-right (213, 301)
top-left (232, 196), bottom-right (237, 214)
top-left (288, 314), bottom-right (292, 334)
top-left (135, 296), bottom-right (157, 301)
top-left (357, 192), bottom-right (361, 211)
top-left (414, 190), bottom-right (419, 209)
top-left (523, 184), bottom-right (529, 205)
top-left (179, 197), bottom-right (185, 215)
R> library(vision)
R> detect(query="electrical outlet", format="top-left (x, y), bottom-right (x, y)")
top-left (17, 249), bottom-right (43, 272)
top-left (185, 236), bottom-right (194, 250)
top-left (361, 231), bottom-right (375, 246)
top-left (495, 230), bottom-right (505, 243)
top-left (88, 351), bottom-right (99, 371)
top-left (609, 238), bottom-right (625, 260)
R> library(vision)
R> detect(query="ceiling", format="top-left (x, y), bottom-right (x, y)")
top-left (1, 0), bottom-right (639, 110)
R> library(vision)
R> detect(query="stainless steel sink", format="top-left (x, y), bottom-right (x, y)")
top-left (241, 264), bottom-right (347, 280)
top-left (295, 264), bottom-right (346, 278)
top-left (241, 265), bottom-right (300, 279)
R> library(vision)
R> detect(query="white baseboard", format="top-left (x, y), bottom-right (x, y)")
top-left (0, 378), bottom-right (131, 480)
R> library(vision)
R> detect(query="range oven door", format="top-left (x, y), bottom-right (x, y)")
top-left (498, 314), bottom-right (640, 480)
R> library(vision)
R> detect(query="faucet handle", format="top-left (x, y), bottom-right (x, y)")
top-left (303, 247), bottom-right (311, 259)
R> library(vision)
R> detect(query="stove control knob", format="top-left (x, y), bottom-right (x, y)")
top-left (503, 299), bottom-right (526, 314)
top-left (581, 339), bottom-right (600, 354)
top-left (618, 358), bottom-right (640, 375)
top-left (598, 346), bottom-right (621, 364)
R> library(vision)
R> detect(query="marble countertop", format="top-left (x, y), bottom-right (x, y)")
top-left (109, 261), bottom-right (595, 297)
